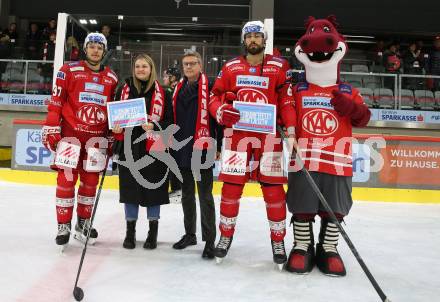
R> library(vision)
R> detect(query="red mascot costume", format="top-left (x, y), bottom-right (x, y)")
top-left (284, 16), bottom-right (371, 276)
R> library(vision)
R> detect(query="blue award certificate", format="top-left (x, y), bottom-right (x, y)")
top-left (232, 101), bottom-right (276, 134)
top-left (107, 98), bottom-right (148, 129)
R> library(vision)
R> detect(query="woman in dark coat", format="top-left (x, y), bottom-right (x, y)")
top-left (113, 53), bottom-right (173, 250)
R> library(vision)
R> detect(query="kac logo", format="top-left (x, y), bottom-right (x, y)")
top-left (77, 104), bottom-right (106, 125)
top-left (237, 88), bottom-right (268, 103)
top-left (302, 109), bottom-right (338, 136)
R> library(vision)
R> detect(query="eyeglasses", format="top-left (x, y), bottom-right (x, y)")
top-left (182, 61), bottom-right (199, 68)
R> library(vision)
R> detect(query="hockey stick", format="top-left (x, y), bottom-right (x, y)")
top-left (72, 153), bottom-right (111, 302)
top-left (277, 125), bottom-right (391, 302)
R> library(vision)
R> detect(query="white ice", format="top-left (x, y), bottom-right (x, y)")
top-left (1, 180), bottom-right (439, 302)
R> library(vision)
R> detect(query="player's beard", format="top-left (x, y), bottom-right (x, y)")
top-left (246, 43), bottom-right (264, 55)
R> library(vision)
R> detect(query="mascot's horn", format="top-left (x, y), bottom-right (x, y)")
top-left (326, 15), bottom-right (339, 28)
top-left (304, 16), bottom-right (316, 28)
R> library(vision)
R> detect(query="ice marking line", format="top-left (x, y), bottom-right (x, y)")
top-left (15, 213), bottom-right (120, 302)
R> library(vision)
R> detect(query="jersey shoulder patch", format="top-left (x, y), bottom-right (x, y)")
top-left (338, 83), bottom-right (353, 95)
top-left (296, 82), bottom-right (309, 92)
top-left (225, 57), bottom-right (242, 67)
top-left (105, 69), bottom-right (118, 83)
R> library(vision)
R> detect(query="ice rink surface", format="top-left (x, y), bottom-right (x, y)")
top-left (1, 180), bottom-right (439, 302)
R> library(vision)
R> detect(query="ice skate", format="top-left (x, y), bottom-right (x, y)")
top-left (271, 240), bottom-right (287, 271)
top-left (56, 222), bottom-right (71, 253)
top-left (214, 235), bottom-right (233, 264)
top-left (74, 217), bottom-right (98, 245)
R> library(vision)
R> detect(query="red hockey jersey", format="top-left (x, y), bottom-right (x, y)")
top-left (46, 60), bottom-right (118, 141)
top-left (291, 82), bottom-right (366, 176)
top-left (209, 55), bottom-right (295, 128)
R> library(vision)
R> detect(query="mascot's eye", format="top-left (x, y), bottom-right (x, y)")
top-left (309, 27), bottom-right (315, 33)
top-left (323, 26), bottom-right (330, 33)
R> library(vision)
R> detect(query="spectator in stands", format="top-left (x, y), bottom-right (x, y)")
top-left (383, 41), bottom-right (401, 90)
top-left (38, 32), bottom-right (56, 93)
top-left (427, 36), bottom-right (440, 91)
top-left (101, 25), bottom-right (117, 50)
top-left (403, 42), bottom-right (424, 90)
top-left (66, 36), bottom-right (80, 61)
top-left (42, 19), bottom-right (56, 42)
top-left (25, 23), bottom-right (42, 60)
top-left (369, 39), bottom-right (385, 71)
top-left (5, 23), bottom-right (18, 43)
top-left (0, 31), bottom-right (12, 92)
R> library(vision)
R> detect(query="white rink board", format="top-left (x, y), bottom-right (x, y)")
top-left (0, 181), bottom-right (439, 302)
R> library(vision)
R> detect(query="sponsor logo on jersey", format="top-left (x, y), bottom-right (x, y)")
top-left (92, 76), bottom-right (99, 83)
top-left (267, 60), bottom-right (283, 68)
top-left (54, 141), bottom-right (80, 169)
top-left (262, 66), bottom-right (278, 74)
top-left (229, 65), bottom-right (245, 72)
top-left (77, 104), bottom-right (107, 125)
top-left (107, 72), bottom-right (118, 82)
top-left (338, 83), bottom-right (352, 94)
top-left (79, 92), bottom-right (107, 105)
top-left (249, 67), bottom-right (257, 73)
top-left (302, 96), bottom-right (333, 109)
top-left (302, 109), bottom-right (338, 136)
top-left (73, 73), bottom-right (88, 79)
top-left (225, 59), bottom-right (241, 67)
top-left (236, 75), bottom-right (269, 89)
top-left (236, 88), bottom-right (268, 103)
top-left (221, 150), bottom-right (247, 176)
top-left (296, 82), bottom-right (309, 92)
top-left (70, 66), bottom-right (85, 72)
top-left (103, 77), bottom-right (113, 84)
top-left (217, 71), bottom-right (223, 79)
top-left (260, 152), bottom-right (284, 177)
top-left (85, 82), bottom-right (105, 93)
top-left (68, 61), bottom-right (80, 66)
top-left (56, 71), bottom-right (65, 80)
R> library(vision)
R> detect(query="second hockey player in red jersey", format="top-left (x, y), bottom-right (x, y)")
top-left (41, 32), bottom-right (118, 248)
top-left (209, 21), bottom-right (296, 267)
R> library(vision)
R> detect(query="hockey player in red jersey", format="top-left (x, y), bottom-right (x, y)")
top-left (284, 16), bottom-right (371, 276)
top-left (42, 32), bottom-right (118, 247)
top-left (208, 21), bottom-right (296, 267)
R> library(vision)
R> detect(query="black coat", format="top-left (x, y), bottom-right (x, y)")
top-left (114, 77), bottom-right (173, 207)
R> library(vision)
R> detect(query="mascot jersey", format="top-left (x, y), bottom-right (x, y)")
top-left (290, 16), bottom-right (371, 177)
top-left (291, 82), bottom-right (364, 176)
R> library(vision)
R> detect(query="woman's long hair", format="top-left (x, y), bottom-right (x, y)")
top-left (132, 53), bottom-right (157, 94)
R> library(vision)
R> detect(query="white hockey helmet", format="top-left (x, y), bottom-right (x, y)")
top-left (83, 32), bottom-right (107, 51)
top-left (241, 20), bottom-right (267, 42)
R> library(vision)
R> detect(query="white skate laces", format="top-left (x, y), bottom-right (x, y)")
top-left (294, 221), bottom-right (313, 251)
top-left (57, 223), bottom-right (71, 235)
top-left (217, 236), bottom-right (232, 250)
top-left (322, 222), bottom-right (339, 253)
top-left (272, 240), bottom-right (285, 255)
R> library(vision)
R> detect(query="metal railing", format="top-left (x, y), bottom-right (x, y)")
top-left (0, 59), bottom-right (54, 95)
top-left (2, 56), bottom-right (440, 111)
